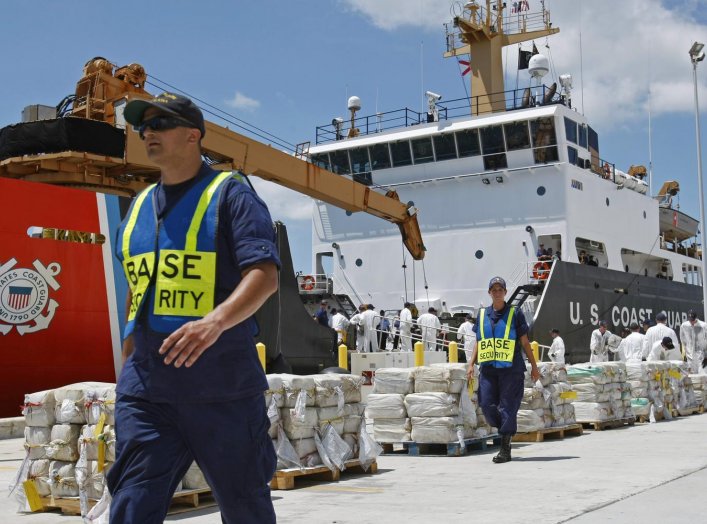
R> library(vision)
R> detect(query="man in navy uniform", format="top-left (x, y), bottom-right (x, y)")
top-left (109, 92), bottom-right (279, 523)
top-left (466, 276), bottom-right (540, 463)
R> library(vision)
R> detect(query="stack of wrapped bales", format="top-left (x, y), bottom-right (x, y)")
top-left (369, 364), bottom-right (491, 444)
top-left (517, 363), bottom-right (576, 432)
top-left (568, 363), bottom-right (634, 422)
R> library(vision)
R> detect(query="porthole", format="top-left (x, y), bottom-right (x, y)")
top-left (355, 258), bottom-right (363, 267)
top-left (346, 211), bottom-right (353, 216)
top-left (537, 186), bottom-right (546, 196)
top-left (475, 250), bottom-right (484, 260)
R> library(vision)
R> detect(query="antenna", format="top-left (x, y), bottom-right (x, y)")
top-left (528, 53), bottom-right (550, 105)
top-left (648, 84), bottom-right (653, 195)
top-left (347, 96), bottom-right (361, 138)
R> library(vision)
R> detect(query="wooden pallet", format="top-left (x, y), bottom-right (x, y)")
top-left (579, 417), bottom-right (636, 431)
top-left (38, 487), bottom-right (214, 516)
top-left (512, 423), bottom-right (583, 443)
top-left (380, 435), bottom-right (501, 457)
top-left (270, 459), bottom-right (377, 490)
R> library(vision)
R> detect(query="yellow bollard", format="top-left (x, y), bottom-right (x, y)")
top-left (448, 341), bottom-right (458, 363)
top-left (338, 344), bottom-right (348, 370)
top-left (414, 341), bottom-right (424, 366)
top-left (256, 342), bottom-right (266, 372)
top-left (530, 340), bottom-right (539, 362)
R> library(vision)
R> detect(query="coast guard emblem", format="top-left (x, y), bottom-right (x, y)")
top-left (0, 258), bottom-right (61, 335)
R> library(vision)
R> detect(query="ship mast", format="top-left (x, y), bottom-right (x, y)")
top-left (444, 0), bottom-right (559, 114)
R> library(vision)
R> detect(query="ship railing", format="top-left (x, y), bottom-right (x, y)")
top-left (353, 315), bottom-right (465, 353)
top-left (297, 273), bottom-right (331, 295)
top-left (315, 85), bottom-right (564, 144)
top-left (449, 3), bottom-right (551, 42)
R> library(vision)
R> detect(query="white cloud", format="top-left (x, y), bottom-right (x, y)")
top-left (249, 177), bottom-right (314, 222)
top-left (225, 91), bottom-right (261, 111)
top-left (342, 0), bottom-right (707, 128)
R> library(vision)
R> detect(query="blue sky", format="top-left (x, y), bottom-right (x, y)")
top-left (2, 0), bottom-right (707, 272)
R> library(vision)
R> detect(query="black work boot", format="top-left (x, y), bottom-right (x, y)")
top-left (492, 435), bottom-right (512, 463)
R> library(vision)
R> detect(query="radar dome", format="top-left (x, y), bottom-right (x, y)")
top-left (348, 96), bottom-right (361, 111)
top-left (528, 54), bottom-right (550, 79)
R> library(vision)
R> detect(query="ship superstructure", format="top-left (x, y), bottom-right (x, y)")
top-left (306, 1), bottom-right (703, 359)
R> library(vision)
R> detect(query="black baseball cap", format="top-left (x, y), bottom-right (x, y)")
top-left (661, 336), bottom-right (674, 349)
top-left (124, 92), bottom-right (205, 137)
top-left (656, 312), bottom-right (667, 322)
top-left (488, 276), bottom-right (506, 290)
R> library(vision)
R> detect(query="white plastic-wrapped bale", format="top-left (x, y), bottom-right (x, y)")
top-left (279, 374), bottom-right (316, 408)
top-left (410, 417), bottom-right (473, 444)
top-left (342, 403), bottom-right (365, 434)
top-left (372, 368), bottom-right (415, 395)
top-left (265, 375), bottom-right (285, 408)
top-left (313, 374), bottom-right (344, 408)
top-left (366, 394), bottom-right (406, 419)
top-left (414, 364), bottom-right (466, 394)
top-left (340, 374), bottom-right (363, 403)
top-left (49, 460), bottom-right (79, 497)
top-left (182, 462), bottom-right (210, 490)
top-left (521, 388), bottom-right (546, 410)
top-left (45, 424), bottom-right (80, 462)
top-left (22, 390), bottom-right (56, 427)
top-left (27, 459), bottom-right (51, 497)
top-left (404, 393), bottom-right (459, 418)
top-left (631, 398), bottom-right (650, 417)
top-left (516, 410), bottom-right (545, 432)
top-left (291, 437), bottom-right (320, 466)
top-left (84, 385), bottom-right (116, 425)
top-left (54, 386), bottom-right (87, 425)
top-left (373, 418), bottom-right (411, 443)
top-left (24, 426), bottom-right (51, 460)
top-left (76, 460), bottom-right (109, 500)
top-left (279, 407), bottom-right (318, 440)
top-left (317, 406), bottom-right (345, 435)
top-left (342, 433), bottom-right (359, 456)
top-left (573, 402), bottom-right (612, 421)
top-left (567, 364), bottom-right (611, 385)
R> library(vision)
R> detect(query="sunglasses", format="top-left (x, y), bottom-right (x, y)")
top-left (134, 115), bottom-right (195, 139)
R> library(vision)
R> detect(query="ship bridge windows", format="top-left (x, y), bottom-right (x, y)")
top-left (480, 125), bottom-right (505, 154)
top-left (565, 117), bottom-right (578, 144)
top-left (329, 150), bottom-right (351, 175)
top-left (578, 124), bottom-right (588, 149)
top-left (390, 140), bottom-right (413, 167)
top-left (411, 137), bottom-right (434, 164)
top-left (567, 146), bottom-right (579, 166)
top-left (311, 153), bottom-right (331, 171)
top-left (622, 249), bottom-right (674, 280)
top-left (503, 121), bottom-right (531, 151)
top-left (350, 147), bottom-right (371, 174)
top-left (369, 143), bottom-right (391, 170)
top-left (456, 128), bottom-right (481, 157)
top-left (530, 117), bottom-right (559, 164)
top-left (433, 133), bottom-right (457, 161)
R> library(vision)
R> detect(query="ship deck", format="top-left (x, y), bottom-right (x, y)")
top-left (1, 413), bottom-right (706, 523)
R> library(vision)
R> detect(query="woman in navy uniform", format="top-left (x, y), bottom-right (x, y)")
top-left (466, 277), bottom-right (540, 463)
top-left (109, 93), bottom-right (279, 523)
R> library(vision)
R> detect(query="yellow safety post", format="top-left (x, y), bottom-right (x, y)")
top-left (338, 344), bottom-right (348, 370)
top-left (414, 341), bottom-right (425, 366)
top-left (448, 341), bottom-right (459, 363)
top-left (530, 340), bottom-right (539, 362)
top-left (256, 342), bottom-right (266, 372)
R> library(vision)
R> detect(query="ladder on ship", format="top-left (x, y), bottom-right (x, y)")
top-left (508, 283), bottom-right (544, 309)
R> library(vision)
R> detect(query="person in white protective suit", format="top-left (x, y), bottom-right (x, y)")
top-left (417, 307), bottom-right (442, 351)
top-left (359, 304), bottom-right (378, 353)
top-left (457, 314), bottom-right (477, 362)
top-left (642, 311), bottom-right (679, 361)
top-left (329, 308), bottom-right (349, 345)
top-left (589, 320), bottom-right (612, 362)
top-left (548, 328), bottom-right (566, 364)
top-left (399, 302), bottom-right (414, 352)
top-left (617, 322), bottom-right (646, 362)
top-left (647, 336), bottom-right (681, 361)
top-left (680, 310), bottom-right (707, 374)
top-left (349, 304), bottom-right (366, 352)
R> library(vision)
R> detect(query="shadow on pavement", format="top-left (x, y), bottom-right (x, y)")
top-left (512, 456), bottom-right (579, 462)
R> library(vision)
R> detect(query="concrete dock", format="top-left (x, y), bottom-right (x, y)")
top-left (1, 414), bottom-right (705, 523)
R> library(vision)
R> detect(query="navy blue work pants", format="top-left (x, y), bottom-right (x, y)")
top-left (478, 369), bottom-right (525, 436)
top-left (106, 393), bottom-right (276, 524)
